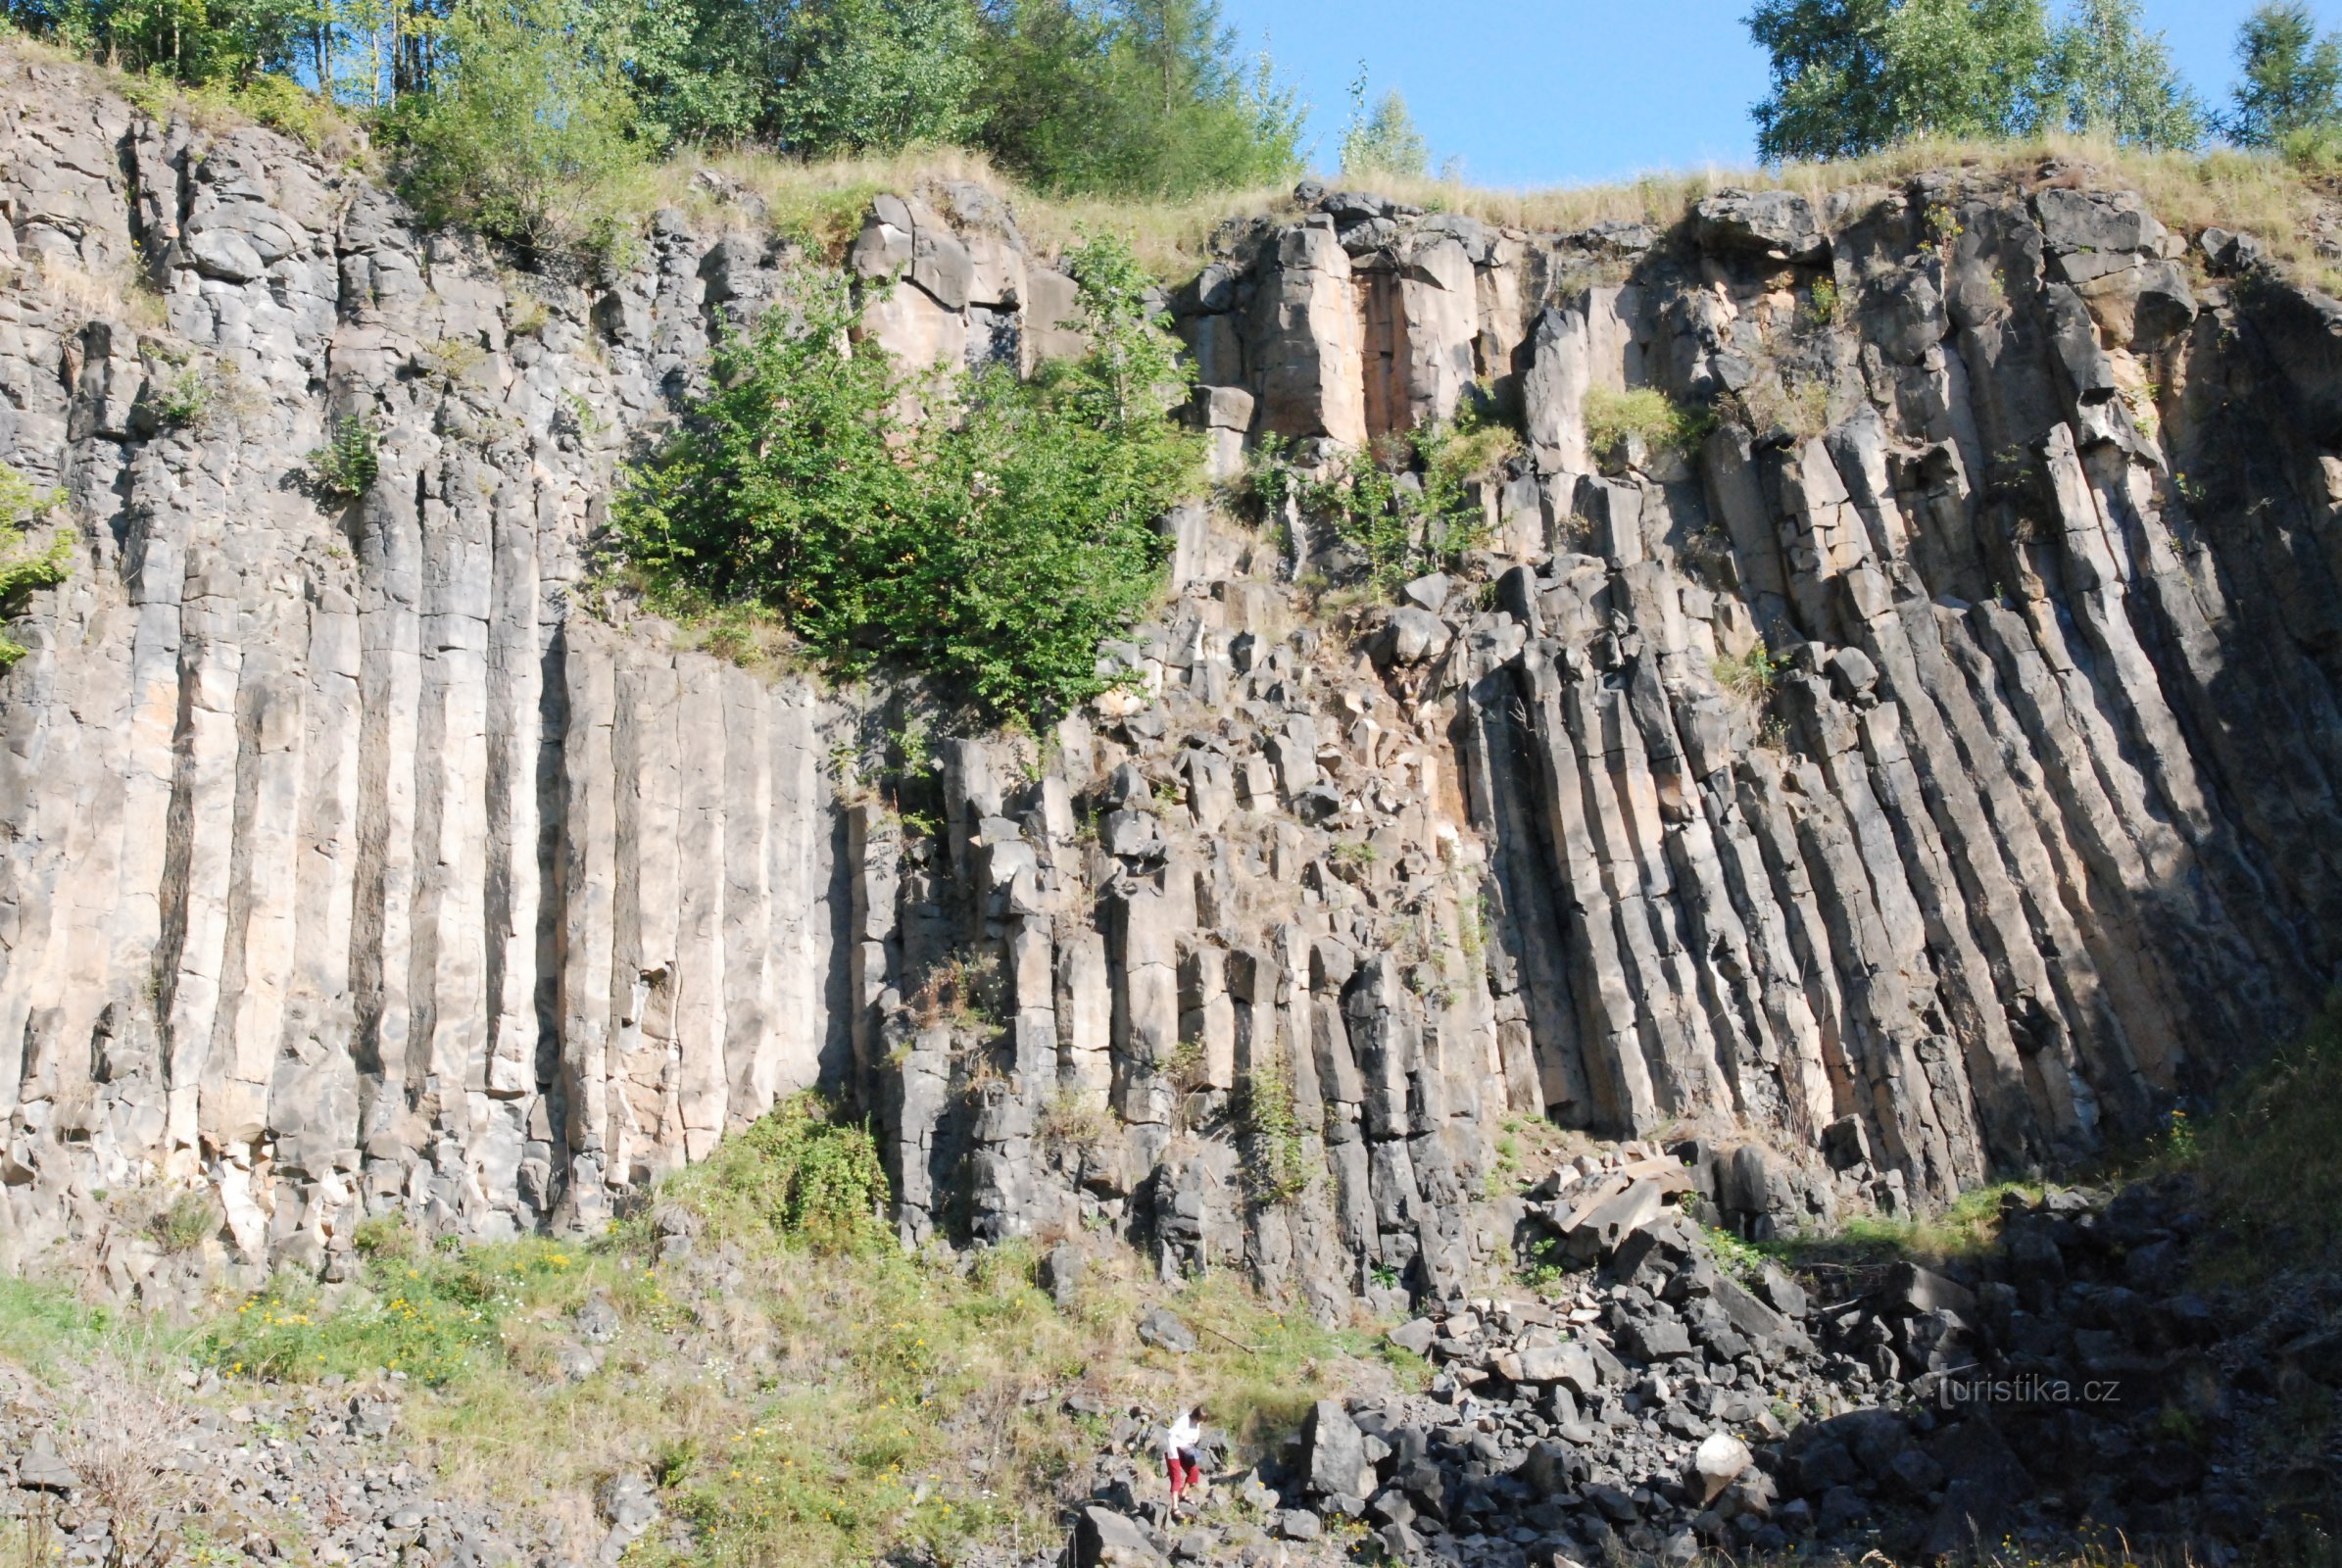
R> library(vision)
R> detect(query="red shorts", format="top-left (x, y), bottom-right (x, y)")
top-left (1166, 1449), bottom-right (1202, 1496)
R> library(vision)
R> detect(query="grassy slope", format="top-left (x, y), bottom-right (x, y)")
top-left (0, 1101), bottom-right (1431, 1566)
top-left (1729, 998), bottom-right (2342, 1292)
top-left (2183, 1000), bottom-right (2342, 1279)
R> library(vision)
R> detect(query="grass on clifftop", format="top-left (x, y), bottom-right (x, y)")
top-left (0, 1096), bottom-right (1426, 1566)
top-left (12, 30), bottom-right (2342, 288)
top-left (645, 127), bottom-right (2342, 287)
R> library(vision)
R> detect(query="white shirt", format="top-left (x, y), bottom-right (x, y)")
top-left (1166, 1409), bottom-right (1201, 1457)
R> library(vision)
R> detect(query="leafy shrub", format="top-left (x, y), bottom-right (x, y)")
top-left (149, 1189), bottom-right (219, 1252)
top-left (155, 365), bottom-right (211, 428)
top-left (1236, 1050), bottom-right (1311, 1204)
top-left (352, 1210), bottom-right (415, 1258)
top-left (0, 464), bottom-right (73, 670)
top-left (224, 72), bottom-right (348, 151)
top-left (665, 1094), bottom-right (893, 1255)
top-left (1806, 276), bottom-right (1842, 326)
top-left (1583, 385), bottom-right (1711, 467)
top-left (120, 73), bottom-right (355, 155)
top-left (1249, 401), bottom-right (1516, 597)
top-left (612, 232), bottom-right (1198, 722)
top-left (307, 416), bottom-right (379, 501)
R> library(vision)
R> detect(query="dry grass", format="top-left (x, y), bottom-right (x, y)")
top-left (56, 1354), bottom-right (196, 1566)
top-left (639, 142), bottom-right (1300, 274)
top-left (29, 253), bottom-right (167, 332)
top-left (639, 126), bottom-right (2342, 284)
top-left (11, 25), bottom-right (2337, 287)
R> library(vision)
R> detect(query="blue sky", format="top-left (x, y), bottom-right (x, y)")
top-left (1226, 0), bottom-right (2341, 187)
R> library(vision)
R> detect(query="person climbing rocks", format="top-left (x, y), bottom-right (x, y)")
top-left (1164, 1404), bottom-right (1206, 1508)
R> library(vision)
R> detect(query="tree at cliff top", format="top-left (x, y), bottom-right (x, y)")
top-left (1338, 62), bottom-right (1431, 180)
top-left (611, 232), bottom-right (1199, 722)
top-left (2224, 1), bottom-right (2342, 151)
top-left (609, 0), bottom-right (987, 152)
top-left (1746, 0), bottom-right (2056, 160)
top-left (589, 0), bottom-right (1303, 188)
top-left (2049, 0), bottom-right (2206, 151)
top-left (382, 0), bottom-right (646, 260)
top-left (1, 0), bottom-right (312, 83)
top-left (1746, 0), bottom-right (2205, 159)
top-left (969, 0), bottom-right (1304, 197)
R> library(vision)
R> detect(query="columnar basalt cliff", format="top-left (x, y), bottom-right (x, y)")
top-left (4, 52), bottom-right (2339, 1314)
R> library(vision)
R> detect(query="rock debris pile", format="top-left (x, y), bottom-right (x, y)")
top-left (0, 1364), bottom-right (574, 1568)
top-left (1057, 1169), bottom-right (2342, 1568)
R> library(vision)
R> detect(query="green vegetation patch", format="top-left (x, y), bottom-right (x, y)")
top-left (659, 1093), bottom-right (893, 1254)
top-left (1582, 385), bottom-right (1712, 468)
top-left (307, 416), bottom-right (379, 501)
top-left (2171, 995), bottom-right (2342, 1277)
top-left (1249, 400), bottom-right (1519, 599)
top-left (0, 464), bottom-right (73, 670)
top-left (611, 232), bottom-right (1199, 723)
top-left (203, 1238), bottom-right (588, 1387)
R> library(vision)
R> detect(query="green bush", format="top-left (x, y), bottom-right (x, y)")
top-left (149, 1189), bottom-right (219, 1252)
top-left (1236, 1050), bottom-right (1310, 1204)
top-left (0, 464), bottom-right (73, 670)
top-left (155, 365), bottom-right (211, 428)
top-left (307, 416), bottom-right (379, 500)
top-left (662, 1094), bottom-right (893, 1255)
top-left (1583, 385), bottom-right (1711, 467)
top-left (611, 231), bottom-right (1198, 722)
top-left (1249, 402), bottom-right (1516, 597)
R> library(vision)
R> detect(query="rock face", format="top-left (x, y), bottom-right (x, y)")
top-left (1, 53), bottom-right (2337, 1308)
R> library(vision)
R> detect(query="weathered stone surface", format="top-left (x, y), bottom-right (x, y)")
top-left (1137, 1306), bottom-right (1197, 1353)
top-left (0, 59), bottom-right (2332, 1359)
top-left (1300, 1399), bottom-right (1372, 1498)
top-left (1693, 188), bottom-right (1826, 263)
top-left (1691, 1431), bottom-right (1753, 1502)
top-left (1069, 1504), bottom-right (1166, 1566)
